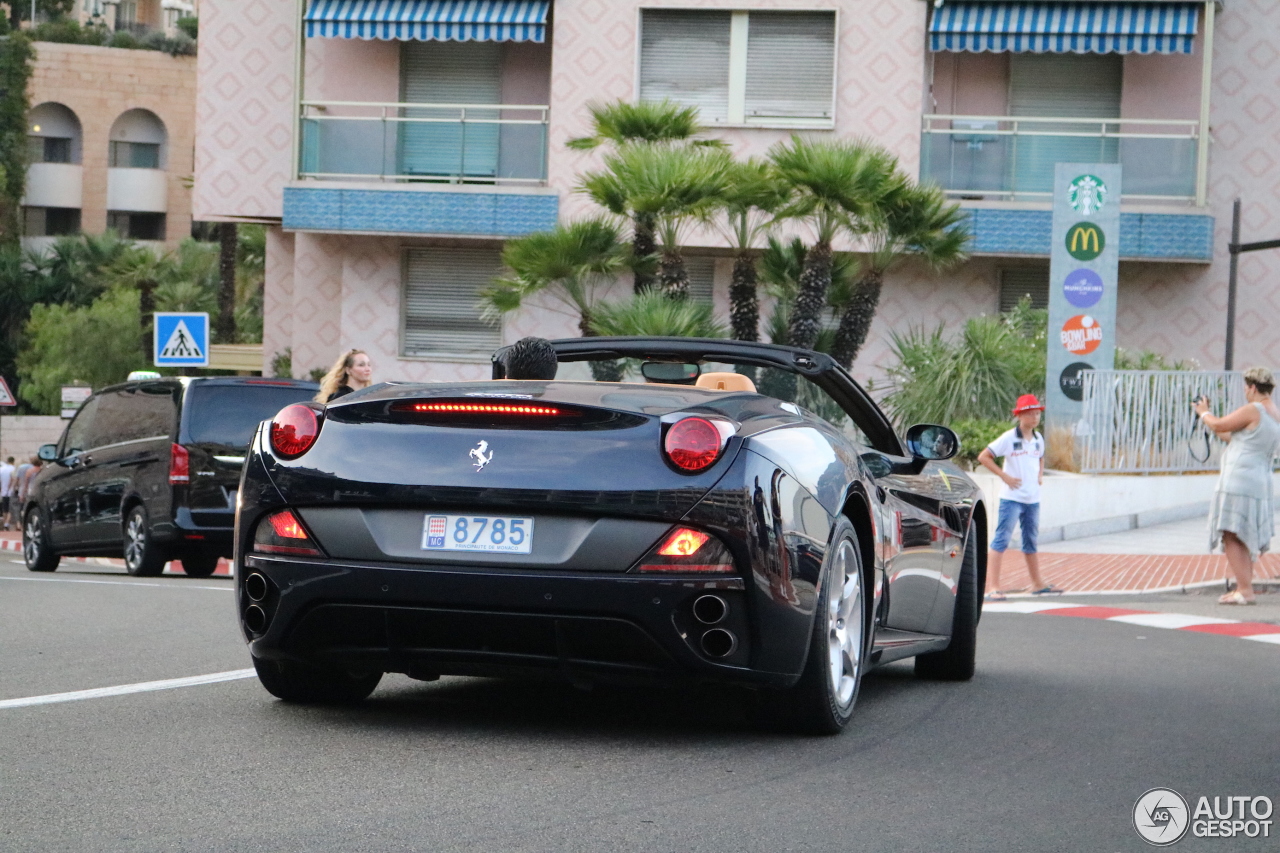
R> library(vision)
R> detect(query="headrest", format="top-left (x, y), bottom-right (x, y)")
top-left (695, 372), bottom-right (757, 393)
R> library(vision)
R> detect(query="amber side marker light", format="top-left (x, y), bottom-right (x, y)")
top-left (638, 526), bottom-right (733, 573)
top-left (252, 510), bottom-right (322, 556)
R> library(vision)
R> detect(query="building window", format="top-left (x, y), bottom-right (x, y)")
top-left (23, 206), bottom-right (81, 237)
top-left (108, 211), bottom-right (166, 241)
top-left (999, 267), bottom-right (1049, 312)
top-left (685, 256), bottom-right (716, 305)
top-left (639, 10), bottom-right (836, 126)
top-left (402, 247), bottom-right (503, 357)
top-left (109, 141), bottom-right (161, 169)
top-left (28, 136), bottom-right (72, 163)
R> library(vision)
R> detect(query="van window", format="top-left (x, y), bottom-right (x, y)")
top-left (184, 384), bottom-right (317, 448)
top-left (90, 385), bottom-right (177, 447)
top-left (61, 396), bottom-right (100, 455)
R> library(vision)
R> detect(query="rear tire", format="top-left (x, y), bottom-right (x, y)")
top-left (23, 508), bottom-right (59, 573)
top-left (760, 518), bottom-right (868, 735)
top-left (915, 526), bottom-right (978, 681)
top-left (180, 550), bottom-right (220, 578)
top-left (123, 505), bottom-right (167, 577)
top-left (252, 657), bottom-right (382, 704)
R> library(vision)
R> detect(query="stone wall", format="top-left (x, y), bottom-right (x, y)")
top-left (0, 416), bottom-right (66, 465)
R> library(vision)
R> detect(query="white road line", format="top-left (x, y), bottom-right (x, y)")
top-left (1107, 612), bottom-right (1238, 629)
top-left (0, 669), bottom-right (257, 709)
top-left (0, 576), bottom-right (231, 591)
top-left (1242, 634), bottom-right (1280, 645)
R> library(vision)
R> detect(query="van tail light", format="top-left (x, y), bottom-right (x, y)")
top-left (663, 417), bottom-right (728, 473)
top-left (169, 443), bottom-right (189, 484)
top-left (270, 404), bottom-right (321, 459)
top-left (636, 526), bottom-right (734, 573)
top-left (252, 510), bottom-right (322, 557)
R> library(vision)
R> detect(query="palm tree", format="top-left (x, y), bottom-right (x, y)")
top-left (107, 244), bottom-right (176, 361)
top-left (567, 99), bottom-right (725, 293)
top-left (588, 289), bottom-right (727, 338)
top-left (713, 158), bottom-right (787, 342)
top-left (768, 136), bottom-right (899, 352)
top-left (829, 182), bottom-right (970, 369)
top-left (580, 143), bottom-right (733, 300)
top-left (759, 236), bottom-right (860, 351)
top-left (216, 223), bottom-right (237, 343)
top-left (481, 217), bottom-right (628, 337)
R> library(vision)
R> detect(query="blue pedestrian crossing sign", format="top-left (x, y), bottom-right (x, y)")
top-left (154, 312), bottom-right (209, 367)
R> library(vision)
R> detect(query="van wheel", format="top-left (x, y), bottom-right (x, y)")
top-left (252, 657), bottom-right (382, 704)
top-left (23, 508), bottom-right (60, 573)
top-left (180, 550), bottom-right (220, 578)
top-left (123, 505), bottom-right (167, 577)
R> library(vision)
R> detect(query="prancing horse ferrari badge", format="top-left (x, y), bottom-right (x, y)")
top-left (469, 440), bottom-right (493, 471)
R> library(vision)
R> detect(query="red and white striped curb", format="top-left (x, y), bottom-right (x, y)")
top-left (0, 537), bottom-right (233, 577)
top-left (985, 600), bottom-right (1280, 645)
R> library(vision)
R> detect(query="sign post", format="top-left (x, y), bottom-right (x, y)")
top-left (154, 312), bottom-right (210, 368)
top-left (1047, 164), bottom-right (1121, 430)
top-left (60, 385), bottom-right (92, 419)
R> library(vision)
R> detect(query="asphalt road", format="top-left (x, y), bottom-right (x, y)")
top-left (2, 555), bottom-right (1277, 853)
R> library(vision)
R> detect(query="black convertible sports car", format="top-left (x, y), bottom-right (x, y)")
top-left (236, 338), bottom-right (987, 733)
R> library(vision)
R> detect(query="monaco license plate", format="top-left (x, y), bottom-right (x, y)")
top-left (421, 514), bottom-right (534, 555)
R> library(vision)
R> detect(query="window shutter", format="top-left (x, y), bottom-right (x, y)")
top-left (403, 248), bottom-right (503, 356)
top-left (639, 11), bottom-right (732, 123)
top-left (400, 42), bottom-right (502, 177)
top-left (744, 12), bottom-right (835, 122)
top-left (1009, 54), bottom-right (1122, 119)
top-left (686, 256), bottom-right (716, 306)
top-left (999, 267), bottom-right (1049, 313)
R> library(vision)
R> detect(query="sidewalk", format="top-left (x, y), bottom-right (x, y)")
top-left (992, 512), bottom-right (1280, 595)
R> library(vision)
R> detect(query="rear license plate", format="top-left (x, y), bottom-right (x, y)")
top-left (422, 514), bottom-right (534, 554)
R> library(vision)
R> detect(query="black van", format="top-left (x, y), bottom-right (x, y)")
top-left (22, 376), bottom-right (319, 577)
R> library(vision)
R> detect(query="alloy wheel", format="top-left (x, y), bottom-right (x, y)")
top-left (826, 538), bottom-right (863, 710)
top-left (124, 512), bottom-right (146, 571)
top-left (23, 513), bottom-right (41, 565)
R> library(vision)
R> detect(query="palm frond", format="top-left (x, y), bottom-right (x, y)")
top-left (566, 99), bottom-right (720, 150)
top-left (587, 290), bottom-right (727, 338)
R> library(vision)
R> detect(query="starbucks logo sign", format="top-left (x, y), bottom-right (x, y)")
top-left (1068, 174), bottom-right (1107, 215)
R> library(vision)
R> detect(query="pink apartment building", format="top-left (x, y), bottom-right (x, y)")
top-left (194, 0), bottom-right (1280, 384)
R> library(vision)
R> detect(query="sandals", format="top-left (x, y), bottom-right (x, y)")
top-left (1031, 585), bottom-right (1063, 596)
top-left (984, 592), bottom-right (1007, 602)
top-left (1218, 591), bottom-right (1256, 606)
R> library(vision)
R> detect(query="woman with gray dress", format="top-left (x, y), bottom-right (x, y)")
top-left (1194, 367), bottom-right (1280, 605)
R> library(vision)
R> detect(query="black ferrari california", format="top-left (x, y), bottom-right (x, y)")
top-left (236, 338), bottom-right (987, 733)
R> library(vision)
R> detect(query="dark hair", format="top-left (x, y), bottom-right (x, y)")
top-left (502, 337), bottom-right (558, 380)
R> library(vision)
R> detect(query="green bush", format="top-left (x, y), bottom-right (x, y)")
top-left (952, 418), bottom-right (1010, 467)
top-left (176, 16), bottom-right (198, 40)
top-left (31, 19), bottom-right (108, 46)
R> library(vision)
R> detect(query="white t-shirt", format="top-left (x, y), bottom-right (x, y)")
top-left (0, 463), bottom-right (12, 497)
top-left (987, 427), bottom-right (1044, 504)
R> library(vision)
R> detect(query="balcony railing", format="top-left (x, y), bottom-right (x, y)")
top-left (299, 100), bottom-right (549, 185)
top-left (921, 114), bottom-right (1202, 204)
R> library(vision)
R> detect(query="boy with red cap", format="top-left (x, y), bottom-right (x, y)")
top-left (977, 394), bottom-right (1058, 599)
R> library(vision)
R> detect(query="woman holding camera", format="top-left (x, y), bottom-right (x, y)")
top-left (1195, 367), bottom-right (1280, 604)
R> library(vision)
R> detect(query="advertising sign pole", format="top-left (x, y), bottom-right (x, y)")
top-left (1047, 163), bottom-right (1122, 431)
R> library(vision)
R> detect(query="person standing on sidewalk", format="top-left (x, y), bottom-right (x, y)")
top-left (1195, 367), bottom-right (1280, 605)
top-left (0, 456), bottom-right (14, 531)
top-left (315, 349), bottom-right (374, 404)
top-left (978, 395), bottom-right (1057, 599)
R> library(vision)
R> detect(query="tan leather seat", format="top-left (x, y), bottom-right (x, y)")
top-left (695, 372), bottom-right (757, 393)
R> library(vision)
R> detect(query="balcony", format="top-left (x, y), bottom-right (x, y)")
top-left (920, 114), bottom-right (1202, 205)
top-left (299, 100), bottom-right (549, 185)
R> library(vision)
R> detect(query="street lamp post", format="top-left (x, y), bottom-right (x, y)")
top-left (1225, 198), bottom-right (1280, 370)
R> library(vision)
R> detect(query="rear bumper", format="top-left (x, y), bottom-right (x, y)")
top-left (240, 554), bottom-right (800, 689)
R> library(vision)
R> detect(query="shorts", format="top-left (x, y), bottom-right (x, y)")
top-left (0, 496), bottom-right (9, 515)
top-left (991, 499), bottom-right (1040, 554)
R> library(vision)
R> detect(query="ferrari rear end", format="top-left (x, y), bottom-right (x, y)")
top-left (235, 381), bottom-right (781, 700)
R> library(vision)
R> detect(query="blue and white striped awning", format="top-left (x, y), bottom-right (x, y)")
top-left (306, 0), bottom-right (550, 42)
top-left (929, 3), bottom-right (1200, 54)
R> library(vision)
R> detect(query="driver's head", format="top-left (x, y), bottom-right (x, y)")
top-left (502, 337), bottom-right (558, 380)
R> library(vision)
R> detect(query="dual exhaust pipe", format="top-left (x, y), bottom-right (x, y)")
top-left (693, 595), bottom-right (737, 658)
top-left (243, 572), bottom-right (270, 633)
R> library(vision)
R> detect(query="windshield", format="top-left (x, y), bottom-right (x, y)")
top-left (184, 384), bottom-right (316, 448)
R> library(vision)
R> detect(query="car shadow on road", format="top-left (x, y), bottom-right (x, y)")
top-left (254, 661), bottom-right (939, 744)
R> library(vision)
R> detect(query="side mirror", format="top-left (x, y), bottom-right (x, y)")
top-left (38, 444), bottom-right (59, 462)
top-left (905, 424), bottom-right (959, 461)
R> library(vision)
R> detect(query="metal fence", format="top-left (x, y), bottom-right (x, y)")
top-left (1079, 370), bottom-right (1245, 473)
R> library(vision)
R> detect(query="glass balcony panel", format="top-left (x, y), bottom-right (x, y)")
top-left (300, 103), bottom-right (548, 184)
top-left (921, 116), bottom-right (1199, 202)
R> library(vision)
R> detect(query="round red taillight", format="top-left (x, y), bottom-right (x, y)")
top-left (664, 417), bottom-right (724, 473)
top-left (270, 405), bottom-right (320, 459)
